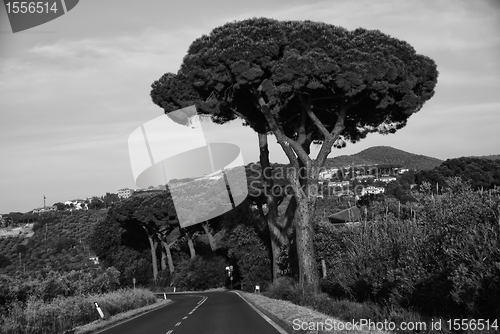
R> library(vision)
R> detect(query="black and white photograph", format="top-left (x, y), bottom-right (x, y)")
top-left (1, 0), bottom-right (499, 333)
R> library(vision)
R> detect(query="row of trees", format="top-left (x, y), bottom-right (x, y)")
top-left (88, 190), bottom-right (228, 286)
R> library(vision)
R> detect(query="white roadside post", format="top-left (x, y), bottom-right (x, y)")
top-left (94, 302), bottom-right (105, 319)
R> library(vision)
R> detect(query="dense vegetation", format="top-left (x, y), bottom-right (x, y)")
top-left (266, 178), bottom-right (500, 333)
top-left (0, 210), bottom-right (157, 334)
top-left (0, 211), bottom-right (106, 278)
top-left (416, 157), bottom-right (500, 190)
top-left (1, 159), bottom-right (499, 333)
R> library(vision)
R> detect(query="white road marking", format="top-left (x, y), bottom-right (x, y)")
top-left (175, 322), bottom-right (181, 326)
top-left (232, 291), bottom-right (288, 334)
top-left (166, 331), bottom-right (173, 334)
top-left (183, 316), bottom-right (188, 319)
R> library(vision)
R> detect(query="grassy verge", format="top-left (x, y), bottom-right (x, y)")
top-left (73, 298), bottom-right (172, 334)
top-left (240, 292), bottom-right (388, 334)
top-left (1, 289), bottom-right (158, 334)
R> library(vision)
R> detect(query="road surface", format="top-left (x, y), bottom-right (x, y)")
top-left (98, 291), bottom-right (287, 334)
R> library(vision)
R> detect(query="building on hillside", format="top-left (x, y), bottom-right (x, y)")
top-left (319, 168), bottom-right (339, 180)
top-left (355, 175), bottom-right (375, 181)
top-left (375, 176), bottom-right (397, 183)
top-left (395, 168), bottom-right (410, 174)
top-left (32, 206), bottom-right (57, 214)
top-left (328, 180), bottom-right (350, 188)
top-left (361, 186), bottom-right (385, 196)
top-left (118, 188), bottom-right (134, 199)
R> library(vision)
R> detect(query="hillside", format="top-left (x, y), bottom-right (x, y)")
top-left (0, 210), bottom-right (107, 278)
top-left (325, 146), bottom-right (443, 170)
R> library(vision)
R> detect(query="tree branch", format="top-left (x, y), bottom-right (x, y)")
top-left (315, 103), bottom-right (348, 168)
top-left (255, 88), bottom-right (310, 168)
top-left (306, 105), bottom-right (332, 141)
top-left (297, 97), bottom-right (308, 146)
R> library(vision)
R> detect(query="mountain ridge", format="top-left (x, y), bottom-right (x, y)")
top-left (324, 146), bottom-right (443, 170)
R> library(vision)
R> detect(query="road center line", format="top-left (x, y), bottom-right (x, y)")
top-left (166, 331), bottom-right (173, 334)
top-left (183, 316), bottom-right (188, 319)
top-left (175, 322), bottom-right (181, 326)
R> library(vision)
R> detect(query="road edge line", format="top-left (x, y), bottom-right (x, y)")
top-left (231, 291), bottom-right (289, 334)
top-left (74, 299), bottom-right (174, 334)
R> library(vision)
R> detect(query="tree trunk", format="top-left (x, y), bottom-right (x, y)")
top-left (202, 222), bottom-right (217, 252)
top-left (186, 233), bottom-right (196, 259)
top-left (161, 240), bottom-right (175, 274)
top-left (160, 246), bottom-right (167, 272)
top-left (143, 229), bottom-right (158, 282)
top-left (258, 132), bottom-right (281, 281)
top-left (294, 193), bottom-right (319, 288)
top-left (288, 162), bottom-right (320, 289)
top-left (321, 258), bottom-right (327, 278)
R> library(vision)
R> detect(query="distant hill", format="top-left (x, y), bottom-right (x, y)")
top-left (325, 146), bottom-right (443, 170)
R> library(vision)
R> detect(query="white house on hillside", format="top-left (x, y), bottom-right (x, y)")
top-left (118, 188), bottom-right (134, 199)
top-left (361, 186), bottom-right (385, 196)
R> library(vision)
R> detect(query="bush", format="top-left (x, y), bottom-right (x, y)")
top-left (221, 224), bottom-right (272, 291)
top-left (265, 276), bottom-right (385, 323)
top-left (264, 277), bottom-right (300, 303)
top-left (315, 178), bottom-right (500, 320)
top-left (171, 255), bottom-right (226, 291)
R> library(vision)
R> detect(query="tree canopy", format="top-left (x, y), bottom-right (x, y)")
top-left (151, 18), bottom-right (437, 147)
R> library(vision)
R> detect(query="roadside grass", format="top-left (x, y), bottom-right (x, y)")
top-left (73, 298), bottom-right (172, 334)
top-left (240, 291), bottom-right (388, 334)
top-left (1, 288), bottom-right (158, 334)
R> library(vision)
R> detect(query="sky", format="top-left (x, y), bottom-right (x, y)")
top-left (0, 0), bottom-right (499, 213)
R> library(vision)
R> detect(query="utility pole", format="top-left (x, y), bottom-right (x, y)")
top-left (43, 194), bottom-right (46, 207)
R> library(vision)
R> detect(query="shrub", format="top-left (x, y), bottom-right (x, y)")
top-left (221, 224), bottom-right (272, 291)
top-left (171, 255), bottom-right (226, 291)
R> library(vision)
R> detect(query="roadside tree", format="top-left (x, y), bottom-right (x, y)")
top-left (151, 18), bottom-right (438, 288)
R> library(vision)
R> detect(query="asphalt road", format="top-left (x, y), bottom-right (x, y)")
top-left (98, 291), bottom-right (286, 334)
